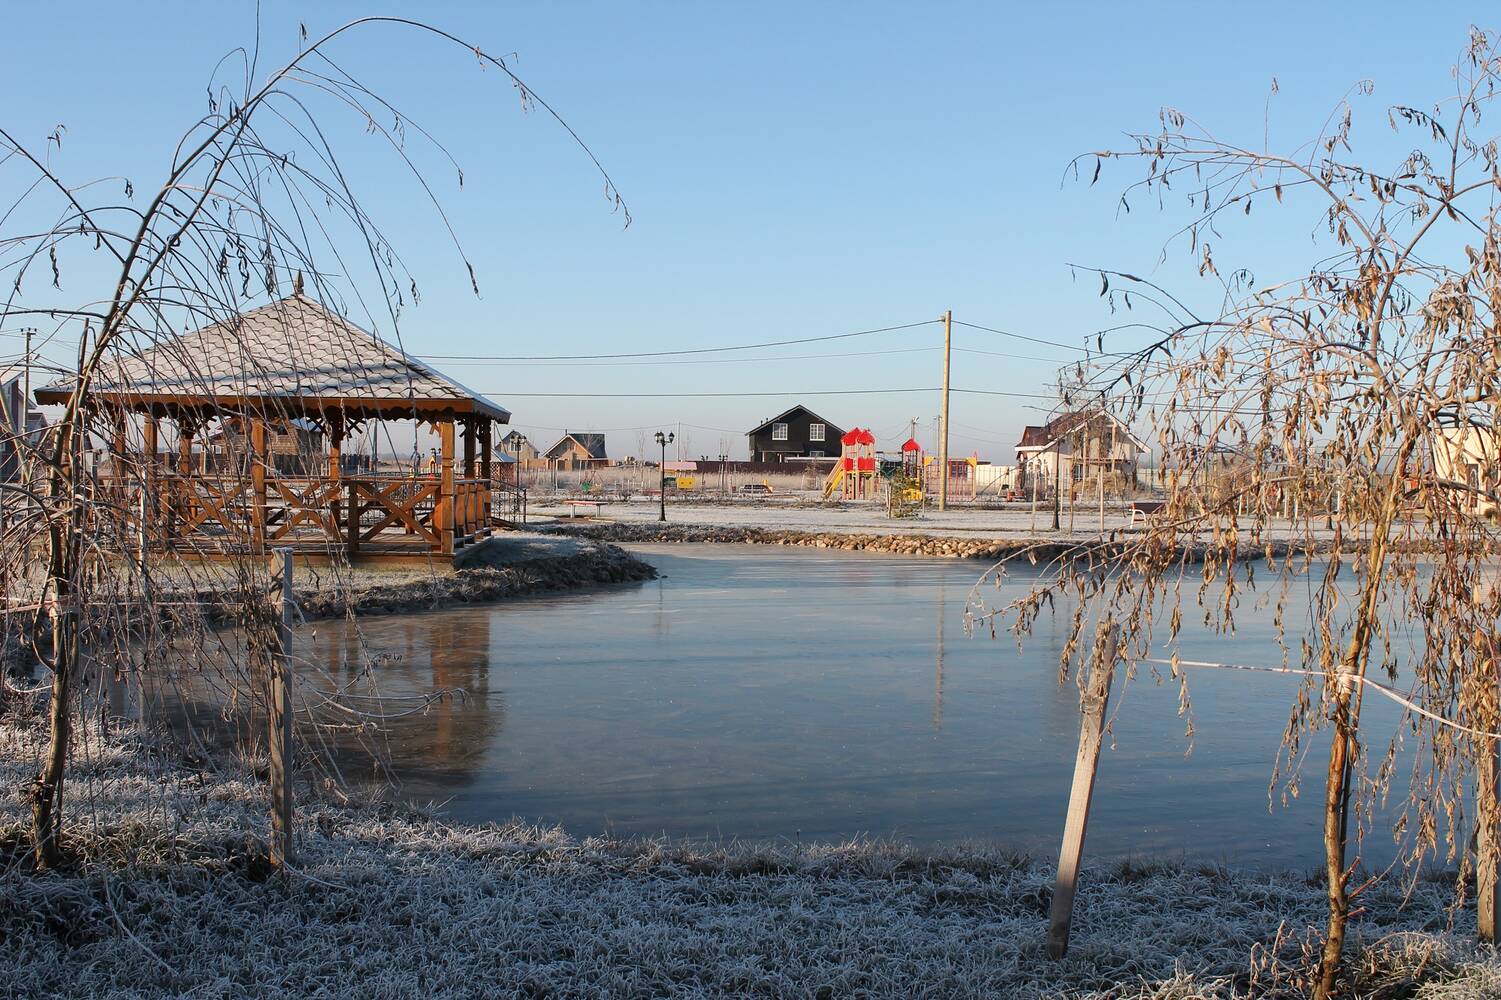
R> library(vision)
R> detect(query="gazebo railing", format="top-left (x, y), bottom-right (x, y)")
top-left (99, 471), bottom-right (493, 556)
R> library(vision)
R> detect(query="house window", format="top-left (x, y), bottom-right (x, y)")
top-left (772, 423), bottom-right (789, 441)
top-left (808, 450), bottom-right (825, 458)
top-left (809, 423), bottom-right (825, 442)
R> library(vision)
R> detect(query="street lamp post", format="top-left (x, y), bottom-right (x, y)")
top-left (654, 430), bottom-right (674, 522)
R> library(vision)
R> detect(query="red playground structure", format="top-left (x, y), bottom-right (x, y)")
top-left (822, 426), bottom-right (878, 499)
top-left (900, 436), bottom-right (923, 475)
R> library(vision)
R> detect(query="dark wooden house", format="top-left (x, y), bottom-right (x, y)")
top-left (746, 405), bottom-right (844, 462)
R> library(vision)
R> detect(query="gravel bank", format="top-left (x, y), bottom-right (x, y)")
top-left (1, 728), bottom-right (1496, 999)
top-left (541, 521), bottom-right (1303, 563)
top-left (287, 538), bottom-right (657, 620)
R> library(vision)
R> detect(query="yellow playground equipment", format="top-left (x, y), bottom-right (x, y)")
top-left (823, 427), bottom-right (879, 500)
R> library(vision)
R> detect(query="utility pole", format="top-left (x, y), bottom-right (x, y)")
top-left (938, 310), bottom-right (952, 511)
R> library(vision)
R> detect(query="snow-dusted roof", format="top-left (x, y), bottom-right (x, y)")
top-left (35, 293), bottom-right (509, 422)
top-left (545, 432), bottom-right (608, 460)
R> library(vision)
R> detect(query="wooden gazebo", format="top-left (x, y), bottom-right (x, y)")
top-left (36, 290), bottom-right (510, 560)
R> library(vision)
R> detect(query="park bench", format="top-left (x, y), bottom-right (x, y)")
top-left (561, 499), bottom-right (605, 519)
top-left (1128, 500), bottom-right (1166, 526)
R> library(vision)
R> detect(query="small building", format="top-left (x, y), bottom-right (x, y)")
top-left (1015, 409), bottom-right (1146, 492)
top-left (0, 369), bottom-right (47, 483)
top-left (746, 405), bottom-right (845, 462)
top-left (1432, 421), bottom-right (1501, 514)
top-left (544, 431), bottom-right (608, 470)
top-left (498, 430), bottom-right (540, 464)
top-left (208, 416), bottom-right (325, 475)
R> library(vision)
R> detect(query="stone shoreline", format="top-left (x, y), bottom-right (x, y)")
top-left (286, 540), bottom-right (658, 621)
top-left (161, 539), bottom-right (659, 625)
top-left (540, 520), bottom-right (1304, 563)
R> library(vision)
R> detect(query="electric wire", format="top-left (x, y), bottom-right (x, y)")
top-left (419, 319), bottom-right (940, 362)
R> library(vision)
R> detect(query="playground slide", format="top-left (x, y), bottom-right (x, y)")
top-left (822, 464), bottom-right (846, 499)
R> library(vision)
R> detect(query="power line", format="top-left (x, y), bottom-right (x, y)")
top-left (953, 319), bottom-right (1088, 353)
top-left (477, 387), bottom-right (1061, 400)
top-left (439, 343), bottom-right (1071, 368)
top-left (427, 346), bottom-right (939, 368)
top-left (420, 320), bottom-right (939, 362)
top-left (508, 420), bottom-right (747, 435)
top-left (954, 346), bottom-right (1075, 365)
top-left (954, 319), bottom-right (1138, 358)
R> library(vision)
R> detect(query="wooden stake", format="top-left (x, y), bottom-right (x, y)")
top-left (1479, 632), bottom-right (1500, 942)
top-left (1047, 625), bottom-right (1121, 960)
top-left (1097, 462), bottom-right (1104, 536)
top-left (938, 310), bottom-right (952, 512)
top-left (269, 548), bottom-right (295, 870)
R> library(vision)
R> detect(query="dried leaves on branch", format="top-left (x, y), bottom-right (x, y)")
top-left (971, 26), bottom-right (1501, 996)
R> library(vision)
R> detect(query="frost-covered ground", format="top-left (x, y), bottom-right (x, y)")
top-left (2, 726), bottom-right (1499, 999)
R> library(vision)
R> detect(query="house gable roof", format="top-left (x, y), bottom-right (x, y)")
top-left (34, 292), bottom-right (510, 421)
top-left (746, 404), bottom-right (844, 437)
top-left (545, 432), bottom-right (607, 460)
top-left (1016, 410), bottom-right (1147, 453)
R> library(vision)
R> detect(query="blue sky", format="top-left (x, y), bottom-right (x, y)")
top-left (0, 3), bottom-right (1491, 460)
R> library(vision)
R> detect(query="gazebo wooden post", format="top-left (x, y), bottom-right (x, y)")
top-left (143, 416), bottom-right (159, 468)
top-left (141, 414), bottom-right (159, 554)
top-left (177, 419), bottom-right (194, 477)
top-left (480, 418), bottom-right (493, 526)
top-left (460, 418), bottom-right (477, 544)
top-left (480, 418), bottom-right (493, 482)
top-left (250, 418), bottom-right (268, 553)
top-left (439, 418), bottom-right (456, 556)
top-left (327, 409), bottom-right (344, 552)
top-left (328, 410), bottom-right (344, 480)
top-left (110, 409), bottom-right (127, 471)
top-left (110, 408), bottom-right (128, 506)
top-left (169, 417), bottom-right (194, 543)
top-left (462, 417), bottom-right (476, 479)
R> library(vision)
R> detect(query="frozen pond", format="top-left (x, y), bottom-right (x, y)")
top-left (275, 544), bottom-right (1405, 867)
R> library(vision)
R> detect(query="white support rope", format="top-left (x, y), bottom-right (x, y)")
top-left (1145, 656), bottom-right (1501, 740)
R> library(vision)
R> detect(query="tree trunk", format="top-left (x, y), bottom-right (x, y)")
top-left (31, 512), bottom-right (75, 870)
top-left (30, 624), bottom-right (71, 869)
top-left (1312, 488), bottom-right (1399, 999)
top-left (31, 415), bottom-right (82, 870)
top-left (1313, 706), bottom-right (1357, 999)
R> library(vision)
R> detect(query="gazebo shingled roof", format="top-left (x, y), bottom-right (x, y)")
top-left (34, 292), bottom-right (509, 422)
